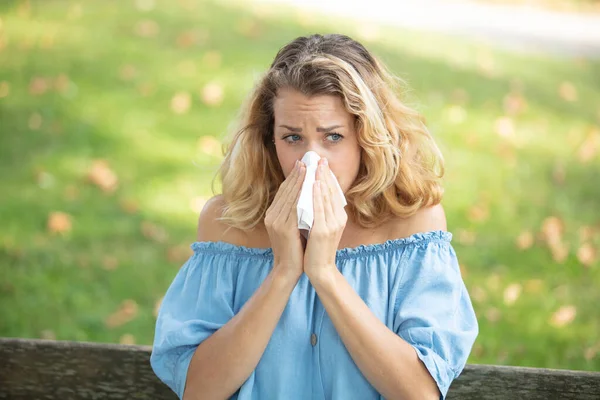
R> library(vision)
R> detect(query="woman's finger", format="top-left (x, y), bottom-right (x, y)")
top-left (285, 163), bottom-right (306, 224)
top-left (270, 161), bottom-right (299, 216)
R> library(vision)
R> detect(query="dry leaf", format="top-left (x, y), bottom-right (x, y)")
top-left (524, 279), bottom-right (544, 294)
top-left (63, 184), bottom-right (79, 201)
top-left (102, 255), bottom-right (119, 271)
top-left (503, 283), bottom-right (522, 306)
top-left (40, 330), bottom-right (56, 340)
top-left (468, 203), bottom-right (489, 223)
top-left (577, 243), bottom-right (597, 268)
top-left (141, 221), bottom-right (168, 243)
top-left (154, 296), bottom-right (163, 317)
top-left (29, 77), bottom-right (49, 95)
top-left (28, 112), bottom-right (42, 130)
top-left (549, 305), bottom-right (576, 327)
top-left (541, 216), bottom-right (564, 245)
top-left (119, 64), bottom-right (137, 81)
top-left (559, 81), bottom-right (578, 102)
top-left (552, 162), bottom-right (566, 185)
top-left (0, 81), bottom-right (10, 98)
top-left (503, 92), bottom-right (527, 115)
top-left (485, 307), bottom-right (501, 323)
top-left (171, 91), bottom-right (191, 114)
top-left (190, 196), bottom-right (208, 214)
top-left (202, 51), bottom-right (222, 69)
top-left (119, 198), bottom-right (139, 214)
top-left (197, 135), bottom-right (222, 157)
top-left (119, 334), bottom-right (136, 345)
top-left (577, 128), bottom-right (600, 163)
top-left (167, 245), bottom-right (193, 263)
top-left (105, 299), bottom-right (139, 328)
top-left (134, 19), bottom-right (159, 38)
top-left (456, 229), bottom-right (477, 245)
top-left (87, 160), bottom-right (118, 193)
top-left (471, 286), bottom-right (487, 303)
top-left (135, 0), bottom-right (155, 12)
top-left (200, 82), bottom-right (224, 107)
top-left (494, 116), bottom-right (515, 138)
top-left (516, 231), bottom-right (534, 250)
top-left (47, 211), bottom-right (72, 235)
top-left (445, 105), bottom-right (466, 124)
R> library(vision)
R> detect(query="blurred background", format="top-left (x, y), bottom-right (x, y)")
top-left (0, 0), bottom-right (599, 372)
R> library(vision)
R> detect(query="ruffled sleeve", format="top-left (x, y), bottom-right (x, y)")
top-left (392, 236), bottom-right (478, 399)
top-left (150, 248), bottom-right (237, 399)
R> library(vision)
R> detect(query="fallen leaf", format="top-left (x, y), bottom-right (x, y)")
top-left (468, 203), bottom-right (489, 223)
top-left (197, 135), bottom-right (222, 157)
top-left (87, 160), bottom-right (118, 193)
top-left (494, 116), bottom-right (515, 138)
top-left (135, 0), bottom-right (155, 12)
top-left (559, 81), bottom-right (578, 102)
top-left (552, 162), bottom-right (566, 185)
top-left (102, 255), bottom-right (119, 271)
top-left (524, 279), bottom-right (544, 294)
top-left (471, 286), bottom-right (487, 303)
top-left (119, 198), bottom-right (139, 214)
top-left (503, 92), bottom-right (527, 115)
top-left (154, 296), bottom-right (163, 317)
top-left (171, 91), bottom-right (191, 114)
top-left (141, 221), bottom-right (168, 243)
top-left (485, 307), bottom-right (501, 323)
top-left (200, 82), bottom-right (224, 107)
top-left (549, 305), bottom-right (576, 327)
top-left (445, 105), bottom-right (466, 124)
top-left (503, 283), bottom-right (522, 306)
top-left (456, 229), bottom-right (477, 245)
top-left (516, 231), bottom-right (534, 250)
top-left (541, 216), bottom-right (564, 245)
top-left (119, 334), bottom-right (136, 345)
top-left (167, 245), bottom-right (193, 263)
top-left (134, 19), bottom-right (159, 38)
top-left (577, 243), bottom-right (597, 268)
top-left (202, 51), bottom-right (222, 69)
top-left (190, 196), bottom-right (208, 214)
top-left (40, 330), bottom-right (56, 340)
top-left (0, 81), bottom-right (9, 98)
top-left (29, 77), bottom-right (49, 95)
top-left (119, 64), bottom-right (137, 81)
top-left (105, 299), bottom-right (139, 328)
top-left (577, 128), bottom-right (600, 163)
top-left (28, 112), bottom-right (42, 130)
top-left (47, 212), bottom-right (72, 235)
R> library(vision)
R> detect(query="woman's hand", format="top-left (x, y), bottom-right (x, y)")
top-left (304, 158), bottom-right (347, 283)
top-left (264, 160), bottom-right (307, 284)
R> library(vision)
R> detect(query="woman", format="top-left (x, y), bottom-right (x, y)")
top-left (151, 33), bottom-right (478, 400)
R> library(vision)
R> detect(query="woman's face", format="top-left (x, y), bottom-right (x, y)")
top-left (272, 87), bottom-right (362, 194)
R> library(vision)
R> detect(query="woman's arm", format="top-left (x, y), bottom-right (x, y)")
top-left (184, 266), bottom-right (298, 400)
top-left (184, 196), bottom-right (299, 400)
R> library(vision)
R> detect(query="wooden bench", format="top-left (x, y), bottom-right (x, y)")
top-left (1, 337), bottom-right (599, 399)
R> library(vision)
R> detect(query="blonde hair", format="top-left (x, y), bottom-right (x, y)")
top-left (214, 33), bottom-right (444, 230)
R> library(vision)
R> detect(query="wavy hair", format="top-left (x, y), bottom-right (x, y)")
top-left (214, 33), bottom-right (444, 230)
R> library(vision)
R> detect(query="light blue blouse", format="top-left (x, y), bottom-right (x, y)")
top-left (151, 230), bottom-right (478, 399)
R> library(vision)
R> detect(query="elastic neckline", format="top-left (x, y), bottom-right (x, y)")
top-left (191, 230), bottom-right (452, 260)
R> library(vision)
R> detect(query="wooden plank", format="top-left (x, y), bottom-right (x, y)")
top-left (447, 363), bottom-right (600, 399)
top-left (1, 337), bottom-right (599, 399)
top-left (0, 337), bottom-right (176, 399)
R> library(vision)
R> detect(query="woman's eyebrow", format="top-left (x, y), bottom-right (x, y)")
top-left (279, 125), bottom-right (343, 132)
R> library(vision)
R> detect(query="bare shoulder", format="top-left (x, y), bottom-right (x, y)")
top-left (388, 204), bottom-right (447, 239)
top-left (196, 195), bottom-right (249, 246)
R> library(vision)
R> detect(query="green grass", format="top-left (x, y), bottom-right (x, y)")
top-left (0, 0), bottom-right (599, 371)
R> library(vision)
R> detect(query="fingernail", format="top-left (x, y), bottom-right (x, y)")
top-left (294, 160), bottom-right (299, 168)
top-left (323, 158), bottom-right (328, 166)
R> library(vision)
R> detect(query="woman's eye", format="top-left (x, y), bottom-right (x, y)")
top-left (327, 133), bottom-right (343, 142)
top-left (283, 134), bottom-right (301, 143)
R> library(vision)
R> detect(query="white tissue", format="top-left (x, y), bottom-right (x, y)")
top-left (297, 151), bottom-right (347, 239)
